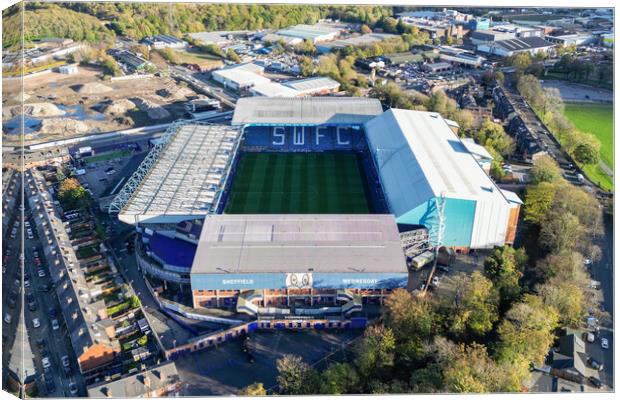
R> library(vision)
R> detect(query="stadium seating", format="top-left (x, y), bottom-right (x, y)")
top-left (148, 232), bottom-right (197, 270)
top-left (242, 126), bottom-right (368, 152)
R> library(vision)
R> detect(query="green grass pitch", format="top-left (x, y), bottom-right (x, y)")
top-left (225, 152), bottom-right (372, 214)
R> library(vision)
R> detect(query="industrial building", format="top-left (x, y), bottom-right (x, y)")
top-left (211, 62), bottom-right (269, 91)
top-left (276, 24), bottom-right (342, 43)
top-left (476, 36), bottom-right (556, 57)
top-left (282, 76), bottom-right (341, 96)
top-left (112, 97), bottom-right (521, 315)
top-left (142, 34), bottom-right (187, 49)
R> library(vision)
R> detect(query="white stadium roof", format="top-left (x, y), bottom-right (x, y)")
top-left (364, 108), bottom-right (515, 214)
top-left (191, 214), bottom-right (407, 274)
top-left (232, 97), bottom-right (383, 126)
top-left (112, 123), bottom-right (242, 224)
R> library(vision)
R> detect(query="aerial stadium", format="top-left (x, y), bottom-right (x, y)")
top-left (109, 97), bottom-right (521, 317)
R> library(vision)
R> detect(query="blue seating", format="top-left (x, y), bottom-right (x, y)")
top-left (149, 232), bottom-right (197, 269)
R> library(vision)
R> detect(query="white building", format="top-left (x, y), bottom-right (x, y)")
top-left (477, 37), bottom-right (556, 57)
top-left (211, 63), bottom-right (269, 91)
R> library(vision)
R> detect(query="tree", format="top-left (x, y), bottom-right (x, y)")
top-left (509, 52), bottom-right (532, 72)
top-left (276, 354), bottom-right (318, 395)
top-left (475, 118), bottom-right (513, 157)
top-left (319, 363), bottom-right (359, 394)
top-left (240, 383), bottom-right (267, 396)
top-left (383, 289), bottom-right (439, 365)
top-left (573, 141), bottom-right (600, 165)
top-left (355, 325), bottom-right (396, 382)
top-left (529, 155), bottom-right (562, 184)
top-left (523, 182), bottom-right (557, 225)
top-left (496, 294), bottom-right (559, 368)
top-left (58, 178), bottom-right (91, 210)
top-left (360, 24), bottom-right (372, 34)
top-left (539, 211), bottom-right (583, 254)
top-left (298, 56), bottom-right (314, 76)
top-left (444, 272), bottom-right (499, 340)
top-left (226, 48), bottom-right (241, 63)
top-left (484, 246), bottom-right (525, 308)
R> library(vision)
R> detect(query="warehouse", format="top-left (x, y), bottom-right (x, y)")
top-left (317, 33), bottom-right (399, 53)
top-left (250, 81), bottom-right (301, 97)
top-left (282, 76), bottom-right (341, 96)
top-left (211, 62), bottom-right (270, 91)
top-left (364, 109), bottom-right (521, 249)
top-left (476, 36), bottom-right (556, 57)
top-left (276, 24), bottom-right (341, 43)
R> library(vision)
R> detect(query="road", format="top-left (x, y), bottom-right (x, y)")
top-left (586, 214), bottom-right (614, 388)
top-left (23, 173), bottom-right (87, 397)
top-left (169, 65), bottom-right (237, 108)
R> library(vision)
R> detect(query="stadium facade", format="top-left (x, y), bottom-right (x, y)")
top-left (111, 97), bottom-right (521, 316)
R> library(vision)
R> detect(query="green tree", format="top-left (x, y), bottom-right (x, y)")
top-left (383, 289), bottom-right (439, 364)
top-left (523, 182), bottom-right (558, 225)
top-left (445, 272), bottom-right (499, 340)
top-left (355, 325), bottom-right (396, 382)
top-left (496, 294), bottom-right (559, 367)
top-left (529, 155), bottom-right (562, 184)
top-left (484, 246), bottom-right (525, 308)
top-left (360, 24), bottom-right (372, 34)
top-left (58, 178), bottom-right (91, 210)
top-left (276, 354), bottom-right (318, 395)
top-left (226, 48), bottom-right (241, 63)
top-left (539, 211), bottom-right (583, 254)
top-left (298, 56), bottom-right (314, 76)
top-left (319, 363), bottom-right (359, 394)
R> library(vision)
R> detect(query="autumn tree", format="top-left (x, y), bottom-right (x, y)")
top-left (529, 155), bottom-right (562, 184)
top-left (58, 178), bottom-right (91, 210)
top-left (240, 382), bottom-right (267, 396)
top-left (276, 354), bottom-right (318, 395)
top-left (484, 246), bottom-right (526, 309)
top-left (355, 325), bottom-right (396, 383)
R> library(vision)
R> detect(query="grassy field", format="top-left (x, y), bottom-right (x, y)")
top-left (84, 149), bottom-right (131, 164)
top-left (172, 49), bottom-right (223, 69)
top-left (563, 102), bottom-right (613, 191)
top-left (225, 152), bottom-right (371, 214)
top-left (564, 102), bottom-right (613, 168)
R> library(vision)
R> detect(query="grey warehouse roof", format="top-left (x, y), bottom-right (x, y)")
top-left (494, 36), bottom-right (555, 51)
top-left (191, 214), bottom-right (407, 274)
top-left (232, 97), bottom-right (383, 126)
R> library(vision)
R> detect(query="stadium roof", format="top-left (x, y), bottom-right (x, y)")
top-left (283, 76), bottom-right (341, 94)
top-left (364, 109), bottom-right (516, 213)
top-left (191, 214), bottom-right (407, 274)
top-left (232, 97), bottom-right (383, 126)
top-left (113, 123), bottom-right (242, 224)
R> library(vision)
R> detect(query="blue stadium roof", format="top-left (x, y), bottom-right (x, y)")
top-left (149, 232), bottom-right (197, 268)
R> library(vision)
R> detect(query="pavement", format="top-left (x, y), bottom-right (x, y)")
top-left (176, 329), bottom-right (362, 396)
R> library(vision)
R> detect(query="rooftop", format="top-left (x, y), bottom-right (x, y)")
top-left (87, 362), bottom-right (180, 398)
top-left (493, 36), bottom-right (556, 51)
top-left (251, 81), bottom-right (301, 97)
top-left (364, 109), bottom-right (517, 209)
top-left (113, 123), bottom-right (242, 224)
top-left (191, 214), bottom-right (407, 275)
top-left (232, 97), bottom-right (383, 126)
top-left (317, 33), bottom-right (399, 51)
top-left (283, 76), bottom-right (341, 93)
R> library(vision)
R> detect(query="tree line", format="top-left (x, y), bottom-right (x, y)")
top-left (517, 74), bottom-right (601, 166)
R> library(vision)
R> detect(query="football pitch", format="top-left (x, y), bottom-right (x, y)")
top-left (225, 152), bottom-right (372, 214)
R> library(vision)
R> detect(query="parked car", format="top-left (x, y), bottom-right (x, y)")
top-left (69, 382), bottom-right (78, 395)
top-left (32, 318), bottom-right (41, 328)
top-left (42, 357), bottom-right (51, 370)
top-left (601, 338), bottom-right (609, 349)
top-left (51, 319), bottom-right (60, 331)
top-left (4, 313), bottom-right (12, 324)
top-left (588, 376), bottom-right (603, 389)
top-left (587, 357), bottom-right (603, 371)
top-left (586, 332), bottom-right (595, 343)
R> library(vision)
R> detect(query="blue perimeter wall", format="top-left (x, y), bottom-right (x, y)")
top-left (191, 273), bottom-right (409, 291)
